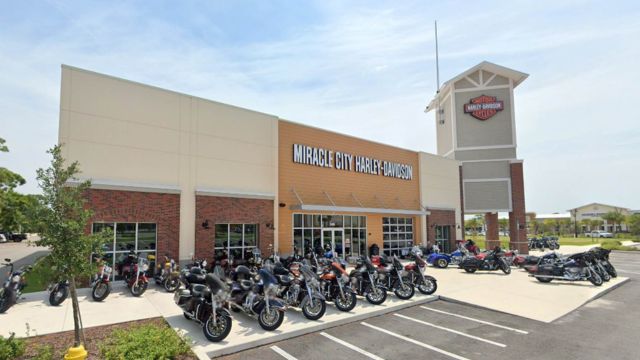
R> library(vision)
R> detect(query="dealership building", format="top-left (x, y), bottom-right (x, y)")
top-left (58, 61), bottom-right (528, 269)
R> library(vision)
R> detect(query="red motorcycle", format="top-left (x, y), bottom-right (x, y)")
top-left (117, 252), bottom-right (150, 297)
top-left (91, 255), bottom-right (113, 301)
top-left (405, 247), bottom-right (437, 295)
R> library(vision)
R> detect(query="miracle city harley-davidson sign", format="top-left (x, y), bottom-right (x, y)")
top-left (463, 95), bottom-right (504, 120)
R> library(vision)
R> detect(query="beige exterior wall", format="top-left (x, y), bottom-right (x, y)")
top-left (454, 87), bottom-right (513, 148)
top-left (418, 152), bottom-right (462, 240)
top-left (435, 95), bottom-right (453, 156)
top-left (59, 66), bottom-right (278, 261)
top-left (572, 203), bottom-right (631, 231)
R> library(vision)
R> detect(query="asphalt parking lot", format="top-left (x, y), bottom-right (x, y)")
top-left (0, 239), bottom-right (49, 283)
top-left (220, 251), bottom-right (640, 360)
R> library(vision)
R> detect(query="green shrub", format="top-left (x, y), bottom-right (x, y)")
top-left (32, 344), bottom-right (54, 360)
top-left (0, 333), bottom-right (25, 360)
top-left (99, 323), bottom-right (191, 360)
top-left (601, 240), bottom-right (637, 251)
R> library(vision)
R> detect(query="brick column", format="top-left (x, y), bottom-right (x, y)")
top-left (509, 161), bottom-right (528, 254)
top-left (459, 165), bottom-right (465, 241)
top-left (485, 212), bottom-right (500, 250)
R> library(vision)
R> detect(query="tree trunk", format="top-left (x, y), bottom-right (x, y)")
top-left (69, 277), bottom-right (83, 347)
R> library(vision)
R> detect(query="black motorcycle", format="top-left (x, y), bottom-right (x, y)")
top-left (229, 265), bottom-right (287, 331)
top-left (274, 261), bottom-right (327, 320)
top-left (48, 280), bottom-right (69, 306)
top-left (527, 251), bottom-right (603, 286)
top-left (175, 273), bottom-right (233, 342)
top-left (459, 247), bottom-right (511, 274)
top-left (375, 254), bottom-right (415, 300)
top-left (0, 258), bottom-right (31, 313)
top-left (350, 255), bottom-right (387, 305)
top-left (179, 264), bottom-right (208, 289)
top-left (589, 247), bottom-right (617, 278)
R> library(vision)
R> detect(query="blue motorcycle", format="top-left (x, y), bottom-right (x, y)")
top-left (426, 246), bottom-right (466, 268)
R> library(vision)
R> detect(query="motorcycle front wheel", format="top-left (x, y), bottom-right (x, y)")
top-left (203, 313), bottom-right (232, 342)
top-left (535, 276), bottom-right (552, 283)
top-left (164, 277), bottom-right (180, 292)
top-left (49, 286), bottom-right (68, 306)
top-left (0, 291), bottom-right (11, 314)
top-left (436, 258), bottom-right (448, 268)
top-left (334, 289), bottom-right (357, 312)
top-left (92, 282), bottom-right (110, 302)
top-left (302, 296), bottom-right (326, 320)
top-left (464, 268), bottom-right (477, 273)
top-left (589, 271), bottom-right (603, 286)
top-left (598, 267), bottom-right (611, 282)
top-left (607, 265), bottom-right (617, 278)
top-left (258, 307), bottom-right (284, 331)
top-left (417, 278), bottom-right (437, 295)
top-left (394, 280), bottom-right (415, 300)
top-left (365, 285), bottom-right (387, 305)
top-left (501, 263), bottom-right (511, 274)
top-left (130, 281), bottom-right (148, 297)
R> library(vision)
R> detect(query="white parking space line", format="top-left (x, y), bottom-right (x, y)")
top-left (618, 269), bottom-right (640, 275)
top-left (393, 313), bottom-right (506, 347)
top-left (320, 332), bottom-right (385, 360)
top-left (420, 306), bottom-right (529, 334)
top-left (271, 346), bottom-right (298, 360)
top-left (614, 263), bottom-right (640, 267)
top-left (361, 322), bottom-right (470, 360)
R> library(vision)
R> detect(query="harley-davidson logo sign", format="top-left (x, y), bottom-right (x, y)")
top-left (463, 95), bottom-right (504, 120)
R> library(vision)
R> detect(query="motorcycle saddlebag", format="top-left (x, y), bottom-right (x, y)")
top-left (174, 289), bottom-right (192, 307)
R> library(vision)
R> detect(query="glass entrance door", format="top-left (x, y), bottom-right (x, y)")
top-left (435, 225), bottom-right (451, 253)
top-left (322, 229), bottom-right (345, 258)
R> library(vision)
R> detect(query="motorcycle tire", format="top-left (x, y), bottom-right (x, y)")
top-left (0, 292), bottom-right (11, 314)
top-left (302, 296), bottom-right (326, 320)
top-left (501, 263), bottom-right (511, 275)
top-left (49, 286), bottom-right (68, 306)
top-left (436, 259), bottom-right (448, 268)
top-left (464, 268), bottom-right (477, 273)
top-left (334, 289), bottom-right (357, 312)
top-left (365, 285), bottom-right (387, 305)
top-left (607, 265), bottom-right (617, 278)
top-left (164, 277), bottom-right (180, 292)
top-left (258, 307), bottom-right (285, 331)
top-left (535, 276), bottom-right (552, 283)
top-left (589, 272), bottom-right (603, 286)
top-left (417, 278), bottom-right (437, 295)
top-left (92, 282), bottom-right (111, 302)
top-left (599, 267), bottom-right (611, 282)
top-left (394, 281), bottom-right (415, 300)
top-left (130, 281), bottom-right (148, 297)
top-left (203, 313), bottom-right (232, 342)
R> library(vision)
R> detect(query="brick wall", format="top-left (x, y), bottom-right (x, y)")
top-left (427, 209), bottom-right (456, 251)
top-left (195, 195), bottom-right (274, 263)
top-left (485, 212), bottom-right (500, 250)
top-left (84, 189), bottom-right (180, 260)
top-left (509, 162), bottom-right (528, 253)
top-left (459, 165), bottom-right (465, 239)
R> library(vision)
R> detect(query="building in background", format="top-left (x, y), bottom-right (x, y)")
top-left (568, 203), bottom-right (632, 233)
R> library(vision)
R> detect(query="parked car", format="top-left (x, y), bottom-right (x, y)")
top-left (587, 230), bottom-right (613, 238)
top-left (0, 234), bottom-right (6, 243)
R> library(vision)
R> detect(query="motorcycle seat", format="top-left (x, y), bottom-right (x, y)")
top-left (186, 273), bottom-right (206, 284)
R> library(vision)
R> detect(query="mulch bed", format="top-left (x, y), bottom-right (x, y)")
top-left (17, 317), bottom-right (198, 359)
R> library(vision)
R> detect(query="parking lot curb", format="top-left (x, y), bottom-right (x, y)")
top-left (435, 295), bottom-right (538, 322)
top-left (203, 295), bottom-right (439, 359)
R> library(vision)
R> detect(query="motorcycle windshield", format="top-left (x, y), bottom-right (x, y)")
top-left (259, 268), bottom-right (277, 287)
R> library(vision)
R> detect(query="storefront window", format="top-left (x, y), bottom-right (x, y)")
top-left (382, 217), bottom-right (414, 257)
top-left (92, 222), bottom-right (157, 280)
top-left (292, 213), bottom-right (367, 258)
top-left (214, 224), bottom-right (259, 259)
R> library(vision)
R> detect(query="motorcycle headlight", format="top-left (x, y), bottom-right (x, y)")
top-left (142, 264), bottom-right (149, 272)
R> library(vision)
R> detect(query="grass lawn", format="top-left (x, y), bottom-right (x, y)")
top-left (22, 255), bottom-right (53, 294)
top-left (466, 234), bottom-right (638, 249)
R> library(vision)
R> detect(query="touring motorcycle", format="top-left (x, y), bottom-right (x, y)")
top-left (273, 261), bottom-right (327, 320)
top-left (229, 265), bottom-right (287, 331)
top-left (350, 255), bottom-right (387, 305)
top-left (589, 247), bottom-right (617, 278)
top-left (175, 273), bottom-right (232, 342)
top-left (318, 256), bottom-right (358, 311)
top-left (406, 247), bottom-right (437, 295)
top-left (373, 254), bottom-right (415, 299)
top-left (426, 244), bottom-right (467, 268)
top-left (459, 247), bottom-right (511, 274)
top-left (0, 258), bottom-right (31, 313)
top-left (526, 251), bottom-right (603, 286)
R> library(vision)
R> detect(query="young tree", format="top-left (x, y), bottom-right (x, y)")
top-left (602, 211), bottom-right (626, 234)
top-left (35, 145), bottom-right (109, 352)
top-left (580, 219), bottom-right (591, 233)
top-left (0, 137), bottom-right (26, 192)
top-left (628, 214), bottom-right (640, 236)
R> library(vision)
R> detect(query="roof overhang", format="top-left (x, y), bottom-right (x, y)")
top-left (290, 204), bottom-right (429, 216)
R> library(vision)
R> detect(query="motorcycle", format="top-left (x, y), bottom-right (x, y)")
top-left (406, 247), bottom-right (437, 295)
top-left (175, 273), bottom-right (232, 342)
top-left (589, 247), bottom-right (617, 278)
top-left (426, 244), bottom-right (467, 268)
top-left (0, 258), bottom-right (31, 313)
top-left (229, 265), bottom-right (287, 331)
top-left (91, 256), bottom-right (113, 301)
top-left (526, 251), bottom-right (603, 286)
top-left (459, 247), bottom-right (511, 274)
top-left (274, 261), bottom-right (327, 320)
top-left (180, 263), bottom-right (208, 289)
top-left (117, 252), bottom-right (150, 296)
top-left (502, 249), bottom-right (520, 267)
top-left (373, 254), bottom-right (415, 300)
top-left (318, 256), bottom-right (358, 311)
top-left (349, 255), bottom-right (387, 305)
top-left (154, 255), bottom-right (180, 292)
top-left (48, 279), bottom-right (69, 306)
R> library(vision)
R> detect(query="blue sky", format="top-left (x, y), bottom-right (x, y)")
top-left (1, 0), bottom-right (639, 213)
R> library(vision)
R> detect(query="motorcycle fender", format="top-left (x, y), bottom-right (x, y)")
top-left (423, 275), bottom-right (437, 282)
top-left (216, 307), bottom-right (231, 319)
top-left (267, 298), bottom-right (287, 310)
